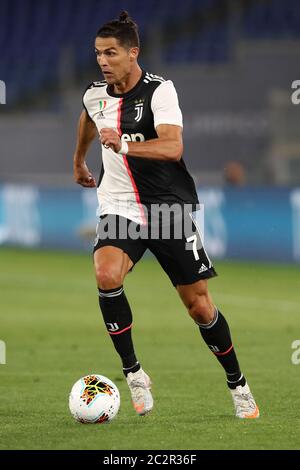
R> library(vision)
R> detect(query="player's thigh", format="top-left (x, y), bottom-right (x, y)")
top-left (94, 246), bottom-right (133, 284)
top-left (93, 215), bottom-right (146, 285)
top-left (147, 212), bottom-right (217, 287)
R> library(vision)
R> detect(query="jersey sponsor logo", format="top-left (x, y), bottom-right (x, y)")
top-left (134, 99), bottom-right (144, 122)
top-left (121, 132), bottom-right (145, 142)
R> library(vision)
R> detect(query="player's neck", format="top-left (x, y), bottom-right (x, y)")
top-left (113, 66), bottom-right (143, 95)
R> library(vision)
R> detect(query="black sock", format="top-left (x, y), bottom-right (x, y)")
top-left (197, 309), bottom-right (246, 389)
top-left (98, 286), bottom-right (141, 376)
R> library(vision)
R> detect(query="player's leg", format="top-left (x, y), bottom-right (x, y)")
top-left (177, 278), bottom-right (246, 389)
top-left (93, 216), bottom-right (153, 415)
top-left (95, 245), bottom-right (139, 374)
top-left (148, 209), bottom-right (259, 418)
top-left (177, 280), bottom-right (259, 418)
top-left (177, 279), bottom-right (243, 384)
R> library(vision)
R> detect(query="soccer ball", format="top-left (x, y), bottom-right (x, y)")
top-left (69, 374), bottom-right (120, 424)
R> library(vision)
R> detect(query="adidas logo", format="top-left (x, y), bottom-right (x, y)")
top-left (97, 111), bottom-right (105, 119)
top-left (198, 263), bottom-right (208, 274)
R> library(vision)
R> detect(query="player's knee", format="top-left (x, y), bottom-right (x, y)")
top-left (95, 265), bottom-right (123, 290)
top-left (188, 294), bottom-right (214, 324)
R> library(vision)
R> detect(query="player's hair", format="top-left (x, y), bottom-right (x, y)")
top-left (96, 11), bottom-right (140, 49)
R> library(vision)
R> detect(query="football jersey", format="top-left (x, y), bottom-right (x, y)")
top-left (83, 70), bottom-right (199, 225)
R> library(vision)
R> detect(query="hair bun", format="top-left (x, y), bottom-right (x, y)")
top-left (119, 10), bottom-right (131, 23)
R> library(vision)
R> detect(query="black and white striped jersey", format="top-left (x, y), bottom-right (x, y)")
top-left (83, 70), bottom-right (198, 225)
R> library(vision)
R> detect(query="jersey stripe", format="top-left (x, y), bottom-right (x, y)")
top-left (144, 73), bottom-right (165, 84)
top-left (117, 99), bottom-right (147, 226)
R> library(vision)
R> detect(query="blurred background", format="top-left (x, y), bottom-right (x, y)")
top-left (0, 0), bottom-right (300, 261)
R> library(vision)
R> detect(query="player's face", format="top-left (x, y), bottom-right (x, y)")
top-left (94, 37), bottom-right (137, 85)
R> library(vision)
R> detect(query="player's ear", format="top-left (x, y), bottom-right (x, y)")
top-left (129, 47), bottom-right (139, 61)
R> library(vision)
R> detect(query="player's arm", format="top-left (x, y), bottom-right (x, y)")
top-left (100, 124), bottom-right (183, 162)
top-left (73, 109), bottom-right (97, 187)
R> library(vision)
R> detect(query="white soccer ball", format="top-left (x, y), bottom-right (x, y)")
top-left (69, 374), bottom-right (120, 424)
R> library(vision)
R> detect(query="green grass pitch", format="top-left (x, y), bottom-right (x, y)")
top-left (0, 247), bottom-right (299, 450)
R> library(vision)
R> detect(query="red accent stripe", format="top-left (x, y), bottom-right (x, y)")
top-left (213, 344), bottom-right (233, 356)
top-left (108, 323), bottom-right (132, 335)
top-left (116, 98), bottom-right (147, 226)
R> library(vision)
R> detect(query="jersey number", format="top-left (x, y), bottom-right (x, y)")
top-left (186, 235), bottom-right (199, 261)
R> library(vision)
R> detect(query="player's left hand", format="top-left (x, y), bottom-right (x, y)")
top-left (99, 128), bottom-right (121, 153)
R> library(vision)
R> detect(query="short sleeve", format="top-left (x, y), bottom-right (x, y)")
top-left (82, 85), bottom-right (93, 119)
top-left (151, 80), bottom-right (183, 129)
top-left (82, 92), bottom-right (90, 116)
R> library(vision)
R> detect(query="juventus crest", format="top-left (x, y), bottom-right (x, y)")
top-left (134, 99), bottom-right (144, 122)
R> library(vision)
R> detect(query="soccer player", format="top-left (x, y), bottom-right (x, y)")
top-left (73, 11), bottom-right (259, 419)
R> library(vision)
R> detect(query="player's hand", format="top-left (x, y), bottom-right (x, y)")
top-left (73, 162), bottom-right (96, 188)
top-left (99, 128), bottom-right (121, 153)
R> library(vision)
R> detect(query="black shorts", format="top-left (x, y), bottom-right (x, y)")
top-left (93, 212), bottom-right (217, 286)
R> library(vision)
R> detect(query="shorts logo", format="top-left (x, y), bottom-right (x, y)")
top-left (198, 263), bottom-right (208, 273)
top-left (134, 99), bottom-right (144, 122)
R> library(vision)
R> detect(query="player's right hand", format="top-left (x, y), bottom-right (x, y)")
top-left (74, 162), bottom-right (97, 188)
